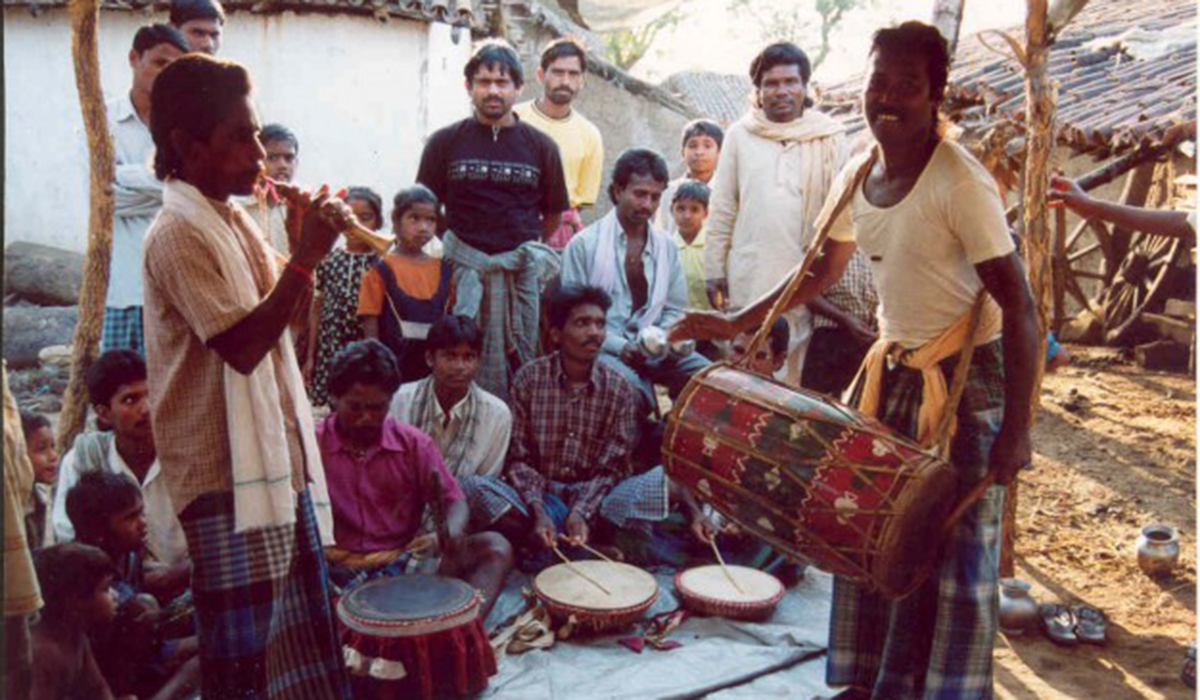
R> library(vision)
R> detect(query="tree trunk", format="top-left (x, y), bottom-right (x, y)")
top-left (1001, 0), bottom-right (1055, 579)
top-left (931, 0), bottom-right (967, 56)
top-left (58, 0), bottom-right (114, 454)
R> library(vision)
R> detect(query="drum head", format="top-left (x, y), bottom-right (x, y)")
top-left (677, 565), bottom-right (783, 605)
top-left (534, 561), bottom-right (657, 612)
top-left (341, 574), bottom-right (477, 623)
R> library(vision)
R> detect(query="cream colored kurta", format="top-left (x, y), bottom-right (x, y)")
top-left (703, 109), bottom-right (846, 382)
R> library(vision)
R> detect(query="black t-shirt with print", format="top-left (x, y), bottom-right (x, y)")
top-left (417, 115), bottom-right (570, 255)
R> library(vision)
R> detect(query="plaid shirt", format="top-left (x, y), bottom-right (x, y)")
top-left (505, 353), bottom-right (639, 521)
top-left (813, 248), bottom-right (879, 332)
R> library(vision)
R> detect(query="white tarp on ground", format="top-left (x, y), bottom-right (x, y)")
top-left (481, 569), bottom-right (838, 699)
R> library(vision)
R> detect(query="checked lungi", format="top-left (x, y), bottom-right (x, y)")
top-left (461, 466), bottom-right (670, 532)
top-left (101, 305), bottom-right (145, 355)
top-left (827, 340), bottom-right (1007, 700)
top-left (181, 489), bottom-right (350, 700)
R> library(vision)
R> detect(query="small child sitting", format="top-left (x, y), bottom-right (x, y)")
top-left (359, 185), bottom-right (453, 382)
top-left (30, 542), bottom-right (126, 700)
top-left (729, 317), bottom-right (790, 377)
top-left (66, 471), bottom-right (198, 699)
top-left (20, 410), bottom-right (58, 550)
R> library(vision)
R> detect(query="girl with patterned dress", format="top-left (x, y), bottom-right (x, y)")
top-left (304, 186), bottom-right (383, 407)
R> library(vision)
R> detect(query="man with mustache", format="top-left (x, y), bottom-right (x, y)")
top-left (561, 148), bottom-right (708, 416)
top-left (52, 350), bottom-right (189, 572)
top-left (417, 39), bottom-right (569, 402)
top-left (672, 22), bottom-right (1037, 699)
top-left (704, 42), bottom-right (848, 386)
top-left (515, 38), bottom-right (604, 248)
top-left (463, 284), bottom-right (692, 562)
top-left (319, 339), bottom-right (513, 619)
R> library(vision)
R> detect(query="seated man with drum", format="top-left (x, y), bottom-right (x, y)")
top-left (468, 284), bottom-right (711, 566)
top-left (671, 22), bottom-right (1037, 700)
top-left (561, 148), bottom-right (709, 418)
top-left (318, 339), bottom-right (513, 619)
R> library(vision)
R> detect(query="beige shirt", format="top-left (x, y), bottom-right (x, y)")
top-left (4, 364), bottom-right (41, 615)
top-left (143, 197), bottom-right (308, 514)
top-left (828, 141), bottom-right (1015, 348)
top-left (390, 381), bottom-right (511, 478)
top-left (514, 101), bottom-right (604, 209)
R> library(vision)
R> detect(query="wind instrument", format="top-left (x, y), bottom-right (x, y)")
top-left (259, 175), bottom-right (396, 256)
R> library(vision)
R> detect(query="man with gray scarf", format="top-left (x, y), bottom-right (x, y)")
top-left (101, 24), bottom-right (189, 354)
top-left (417, 39), bottom-right (569, 402)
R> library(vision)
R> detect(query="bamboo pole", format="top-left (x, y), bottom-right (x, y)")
top-left (931, 0), bottom-right (967, 57)
top-left (58, 0), bottom-right (114, 454)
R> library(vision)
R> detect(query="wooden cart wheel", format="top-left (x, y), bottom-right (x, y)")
top-left (1100, 230), bottom-right (1184, 345)
top-left (1059, 216), bottom-right (1117, 319)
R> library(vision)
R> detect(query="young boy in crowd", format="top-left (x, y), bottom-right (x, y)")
top-left (360, 185), bottom-right (453, 382)
top-left (671, 180), bottom-right (713, 311)
top-left (66, 471), bottom-right (198, 700)
top-left (30, 543), bottom-right (124, 700)
top-left (729, 317), bottom-right (790, 377)
top-left (656, 119), bottom-right (724, 234)
top-left (21, 411), bottom-right (58, 550)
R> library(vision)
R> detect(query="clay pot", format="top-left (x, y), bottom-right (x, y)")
top-left (1137, 524), bottom-right (1180, 577)
top-left (998, 578), bottom-right (1039, 636)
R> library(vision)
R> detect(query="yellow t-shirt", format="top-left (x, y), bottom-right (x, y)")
top-left (514, 101), bottom-right (604, 209)
top-left (672, 228), bottom-right (713, 311)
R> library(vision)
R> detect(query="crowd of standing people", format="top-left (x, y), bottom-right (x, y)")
top-left (2, 4), bottom-right (1050, 699)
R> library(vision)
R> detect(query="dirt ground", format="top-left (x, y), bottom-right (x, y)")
top-left (994, 345), bottom-right (1197, 699)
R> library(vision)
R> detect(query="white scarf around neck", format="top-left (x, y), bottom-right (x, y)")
top-left (589, 209), bottom-right (671, 331)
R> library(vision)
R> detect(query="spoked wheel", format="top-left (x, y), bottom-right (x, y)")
top-left (1101, 230), bottom-right (1184, 345)
top-left (1061, 217), bottom-right (1117, 318)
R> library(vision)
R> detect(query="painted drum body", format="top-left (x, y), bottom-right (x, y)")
top-left (663, 363), bottom-right (961, 599)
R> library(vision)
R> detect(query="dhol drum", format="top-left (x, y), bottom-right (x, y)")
top-left (534, 560), bottom-right (658, 634)
top-left (663, 363), bottom-right (961, 599)
top-left (337, 574), bottom-right (496, 700)
top-left (675, 565), bottom-right (785, 621)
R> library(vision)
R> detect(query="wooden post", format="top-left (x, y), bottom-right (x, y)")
top-left (931, 0), bottom-right (967, 56)
top-left (1052, 205), bottom-right (1067, 333)
top-left (58, 0), bottom-right (114, 453)
top-left (1000, 0), bottom-right (1055, 578)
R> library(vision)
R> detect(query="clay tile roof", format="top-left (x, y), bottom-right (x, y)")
top-left (4, 0), bottom-right (478, 27)
top-left (662, 71), bottom-right (752, 126)
top-left (822, 0), bottom-right (1196, 156)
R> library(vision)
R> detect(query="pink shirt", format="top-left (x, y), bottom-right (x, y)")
top-left (317, 415), bottom-right (464, 553)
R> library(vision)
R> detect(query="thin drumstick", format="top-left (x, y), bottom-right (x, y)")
top-left (557, 534), bottom-right (615, 564)
top-left (710, 536), bottom-right (745, 594)
top-left (552, 545), bottom-right (612, 596)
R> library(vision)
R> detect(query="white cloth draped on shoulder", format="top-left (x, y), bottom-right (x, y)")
top-left (160, 179), bottom-right (335, 543)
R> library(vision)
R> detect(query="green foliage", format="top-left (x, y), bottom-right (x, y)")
top-left (728, 0), bottom-right (870, 70)
top-left (601, 10), bottom-right (684, 71)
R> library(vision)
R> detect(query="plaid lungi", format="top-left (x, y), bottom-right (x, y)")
top-left (181, 489), bottom-right (350, 700)
top-left (462, 468), bottom-right (670, 530)
top-left (827, 340), bottom-right (1007, 700)
top-left (101, 306), bottom-right (144, 355)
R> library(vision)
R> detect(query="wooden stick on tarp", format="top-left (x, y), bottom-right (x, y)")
top-left (58, 0), bottom-right (114, 454)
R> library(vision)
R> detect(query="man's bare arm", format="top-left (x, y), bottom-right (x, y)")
top-left (208, 195), bottom-right (344, 374)
top-left (975, 252), bottom-right (1039, 485)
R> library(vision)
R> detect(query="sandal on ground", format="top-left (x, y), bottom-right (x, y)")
top-left (1071, 604), bottom-right (1107, 645)
top-left (1039, 603), bottom-right (1079, 646)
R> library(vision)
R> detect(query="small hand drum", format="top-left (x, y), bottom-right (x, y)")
top-left (675, 565), bottom-right (785, 621)
top-left (534, 561), bottom-right (658, 634)
top-left (338, 574), bottom-right (496, 700)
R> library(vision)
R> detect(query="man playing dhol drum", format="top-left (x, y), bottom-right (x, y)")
top-left (671, 22), bottom-right (1037, 700)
